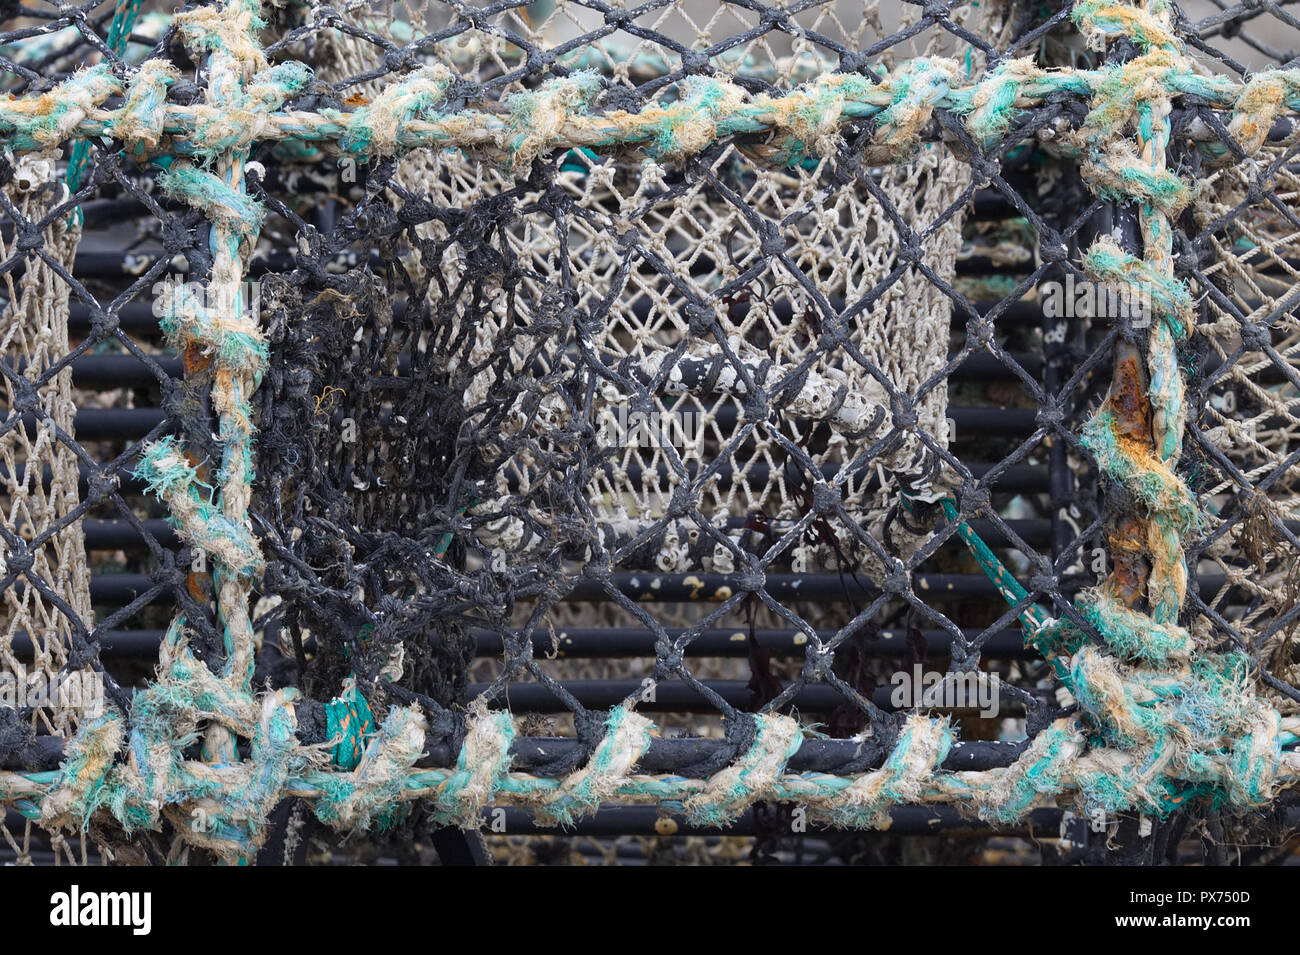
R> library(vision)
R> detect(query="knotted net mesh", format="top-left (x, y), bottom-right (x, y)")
top-left (2, 0), bottom-right (1300, 866)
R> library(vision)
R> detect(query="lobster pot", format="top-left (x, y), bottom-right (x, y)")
top-left (1, 0), bottom-right (1300, 867)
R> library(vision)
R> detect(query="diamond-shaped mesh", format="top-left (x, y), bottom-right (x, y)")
top-left (1, 0), bottom-right (1299, 867)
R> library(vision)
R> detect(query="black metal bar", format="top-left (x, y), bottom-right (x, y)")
top-left (955, 351), bottom-right (1043, 380)
top-left (67, 301), bottom-right (165, 335)
top-left (618, 403), bottom-right (1038, 437)
top-left (0, 463), bottom-right (148, 497)
top-left (6, 403), bottom-right (1029, 446)
top-left (483, 804), bottom-right (1065, 837)
top-left (14, 625), bottom-right (1030, 661)
top-left (45, 350), bottom-right (1036, 390)
top-left (60, 299), bottom-right (1053, 345)
top-left (9, 629), bottom-right (169, 658)
top-left (81, 570), bottom-right (1239, 606)
top-left (39, 515), bottom-right (1060, 554)
top-left (67, 355), bottom-right (181, 388)
top-left (11, 408), bottom-right (169, 441)
top-left (3, 731), bottom-right (1031, 783)
top-left (471, 626), bottom-right (1034, 659)
top-left (468, 679), bottom-right (1031, 715)
top-left (421, 734), bottom-right (1028, 775)
top-left (600, 460), bottom-right (1048, 494)
top-left (563, 572), bottom-right (1031, 602)
top-left (0, 459), bottom-right (1054, 499)
top-left (81, 519), bottom-right (177, 549)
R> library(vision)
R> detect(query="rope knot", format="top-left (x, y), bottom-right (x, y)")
top-left (503, 71), bottom-right (603, 177)
top-left (682, 713), bottom-right (801, 826)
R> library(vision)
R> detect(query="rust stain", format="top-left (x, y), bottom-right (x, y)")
top-left (1106, 349), bottom-right (1152, 446)
top-left (183, 342), bottom-right (211, 377)
top-left (1108, 516), bottom-right (1148, 609)
top-left (1099, 344), bottom-right (1157, 610)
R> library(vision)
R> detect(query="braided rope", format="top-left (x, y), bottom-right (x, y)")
top-left (0, 46), bottom-right (1290, 169)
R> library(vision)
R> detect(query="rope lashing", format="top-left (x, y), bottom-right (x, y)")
top-left (869, 57), bottom-right (964, 156)
top-left (1082, 236), bottom-right (1194, 339)
top-left (533, 706), bottom-right (654, 826)
top-left (37, 716), bottom-right (124, 832)
top-left (1072, 0), bottom-right (1180, 53)
top-left (430, 703), bottom-right (515, 827)
top-left (5, 668), bottom-right (1298, 849)
top-left (336, 64), bottom-right (455, 158)
top-left (157, 163), bottom-right (266, 242)
top-left (311, 705), bottom-right (427, 831)
top-left (186, 61), bottom-right (314, 160)
top-left (1080, 409), bottom-right (1200, 623)
top-left (153, 276), bottom-right (269, 380)
top-left (946, 718), bottom-right (1085, 825)
top-left (1227, 70), bottom-right (1300, 154)
top-left (767, 71), bottom-right (879, 163)
top-left (1, 65), bottom-right (120, 152)
top-left (173, 0), bottom-right (268, 74)
top-left (134, 437), bottom-right (264, 578)
top-left (116, 60), bottom-right (181, 155)
top-left (116, 0), bottom-right (278, 860)
top-left (959, 56), bottom-right (1061, 149)
top-left (1072, 51), bottom-right (1198, 217)
top-left (819, 715), bottom-right (954, 829)
top-left (681, 714), bottom-right (802, 827)
top-left (1073, 590), bottom-right (1192, 665)
top-left (1061, 0), bottom-right (1286, 818)
top-left (503, 71), bottom-right (605, 175)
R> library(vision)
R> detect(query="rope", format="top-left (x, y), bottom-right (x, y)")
top-left (0, 48), bottom-right (1285, 170)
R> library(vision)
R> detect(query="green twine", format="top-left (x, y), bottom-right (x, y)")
top-left (900, 492), bottom-right (1049, 635)
top-left (325, 683), bottom-right (375, 770)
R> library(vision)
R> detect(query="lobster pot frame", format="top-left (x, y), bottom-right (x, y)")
top-left (2, 0), bottom-right (1300, 866)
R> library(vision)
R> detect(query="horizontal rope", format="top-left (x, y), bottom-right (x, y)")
top-left (0, 56), bottom-right (1293, 168)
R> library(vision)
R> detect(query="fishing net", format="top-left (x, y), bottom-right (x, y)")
top-left (3, 0), bottom-right (1300, 866)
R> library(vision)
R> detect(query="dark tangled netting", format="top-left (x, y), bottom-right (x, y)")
top-left (254, 159), bottom-right (604, 712)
